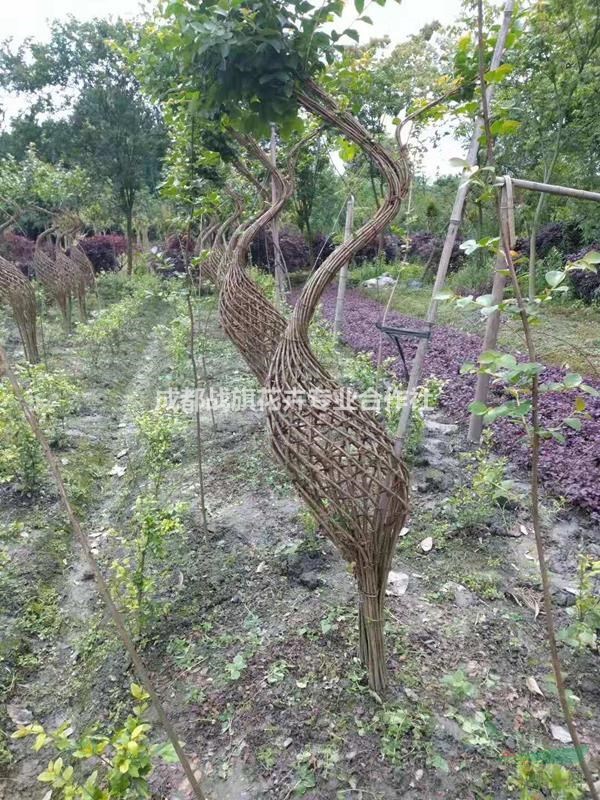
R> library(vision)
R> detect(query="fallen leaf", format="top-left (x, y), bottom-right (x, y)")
top-left (386, 571), bottom-right (409, 597)
top-left (6, 705), bottom-right (33, 726)
top-left (526, 676), bottom-right (544, 697)
top-left (255, 561), bottom-right (267, 574)
top-left (550, 723), bottom-right (572, 743)
top-left (519, 524), bottom-right (529, 536)
top-left (109, 464), bottom-right (127, 477)
top-left (420, 537), bottom-right (433, 553)
top-left (116, 449), bottom-right (128, 459)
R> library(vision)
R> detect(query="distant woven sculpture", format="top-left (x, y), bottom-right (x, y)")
top-left (0, 255), bottom-right (40, 363)
top-left (56, 249), bottom-right (87, 322)
top-left (33, 239), bottom-right (72, 327)
top-left (266, 83), bottom-right (412, 692)
top-left (70, 243), bottom-right (96, 292)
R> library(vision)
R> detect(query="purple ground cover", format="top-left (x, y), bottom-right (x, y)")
top-left (317, 287), bottom-right (600, 521)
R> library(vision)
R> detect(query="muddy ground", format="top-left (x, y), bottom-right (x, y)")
top-left (0, 278), bottom-right (599, 799)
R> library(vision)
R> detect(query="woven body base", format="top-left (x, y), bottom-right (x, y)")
top-left (0, 256), bottom-right (40, 362)
top-left (34, 246), bottom-right (71, 324)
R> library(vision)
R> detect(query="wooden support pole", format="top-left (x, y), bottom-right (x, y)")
top-left (468, 177), bottom-right (515, 443)
top-left (270, 125), bottom-right (288, 305)
top-left (394, 0), bottom-right (515, 449)
top-left (333, 195), bottom-right (355, 336)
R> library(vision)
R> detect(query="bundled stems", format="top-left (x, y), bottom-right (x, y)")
top-left (0, 346), bottom-right (207, 800)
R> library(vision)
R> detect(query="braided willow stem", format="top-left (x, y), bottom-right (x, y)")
top-left (266, 82), bottom-right (411, 692)
top-left (202, 192), bottom-right (245, 286)
top-left (218, 132), bottom-right (312, 384)
top-left (0, 256), bottom-right (40, 363)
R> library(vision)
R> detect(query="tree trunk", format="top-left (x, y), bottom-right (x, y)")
top-left (126, 208), bottom-right (134, 276)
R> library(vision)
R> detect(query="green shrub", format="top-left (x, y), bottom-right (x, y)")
top-left (447, 432), bottom-right (515, 533)
top-left (448, 256), bottom-right (494, 296)
top-left (12, 683), bottom-right (178, 799)
top-left (0, 365), bottom-right (79, 492)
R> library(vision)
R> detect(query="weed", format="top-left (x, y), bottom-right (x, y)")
top-left (266, 659), bottom-right (289, 684)
top-left (225, 653), bottom-right (247, 681)
top-left (447, 432), bottom-right (516, 533)
top-left (460, 572), bottom-right (502, 601)
top-left (508, 757), bottom-right (583, 799)
top-left (375, 705), bottom-right (433, 765)
top-left (442, 668), bottom-right (478, 701)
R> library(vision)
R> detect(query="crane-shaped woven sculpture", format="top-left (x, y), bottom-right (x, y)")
top-left (266, 84), bottom-right (412, 692)
top-left (0, 255), bottom-right (40, 363)
top-left (33, 234), bottom-right (72, 327)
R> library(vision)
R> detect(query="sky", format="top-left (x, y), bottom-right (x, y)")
top-left (0, 0), bottom-right (465, 177)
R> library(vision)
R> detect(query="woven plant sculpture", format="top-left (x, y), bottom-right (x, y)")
top-left (218, 131), bottom-right (320, 383)
top-left (33, 238), bottom-right (72, 327)
top-left (217, 136), bottom-right (292, 384)
top-left (56, 248), bottom-right (87, 322)
top-left (0, 255), bottom-right (40, 363)
top-left (201, 192), bottom-right (245, 287)
top-left (70, 243), bottom-right (97, 293)
top-left (266, 82), bottom-right (412, 692)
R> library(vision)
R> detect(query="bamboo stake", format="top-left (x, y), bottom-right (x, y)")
top-left (333, 195), bottom-right (355, 335)
top-left (467, 179), bottom-right (515, 443)
top-left (395, 0), bottom-right (515, 447)
top-left (0, 348), bottom-right (207, 800)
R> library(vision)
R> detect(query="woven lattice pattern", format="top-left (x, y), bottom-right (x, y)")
top-left (34, 244), bottom-right (71, 324)
top-left (70, 244), bottom-right (96, 291)
top-left (56, 250), bottom-right (87, 321)
top-left (0, 256), bottom-right (40, 362)
top-left (202, 243), bottom-right (225, 286)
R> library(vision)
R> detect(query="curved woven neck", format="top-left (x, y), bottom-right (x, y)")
top-left (293, 82), bottom-right (410, 335)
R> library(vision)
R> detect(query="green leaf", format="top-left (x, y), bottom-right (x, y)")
top-left (484, 64), bottom-right (514, 83)
top-left (564, 418), bottom-right (582, 431)
top-left (354, 0), bottom-right (364, 12)
top-left (563, 373), bottom-right (583, 389)
top-left (449, 157), bottom-right (472, 169)
top-left (469, 401), bottom-right (488, 416)
top-left (490, 119), bottom-right (521, 136)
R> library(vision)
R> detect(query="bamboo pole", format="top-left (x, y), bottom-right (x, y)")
top-left (467, 177), bottom-right (515, 443)
top-left (333, 195), bottom-right (355, 335)
top-left (394, 0), bottom-right (515, 447)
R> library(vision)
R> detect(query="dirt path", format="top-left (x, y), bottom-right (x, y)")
top-left (0, 299), bottom-right (173, 798)
top-left (1, 290), bottom-right (599, 800)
